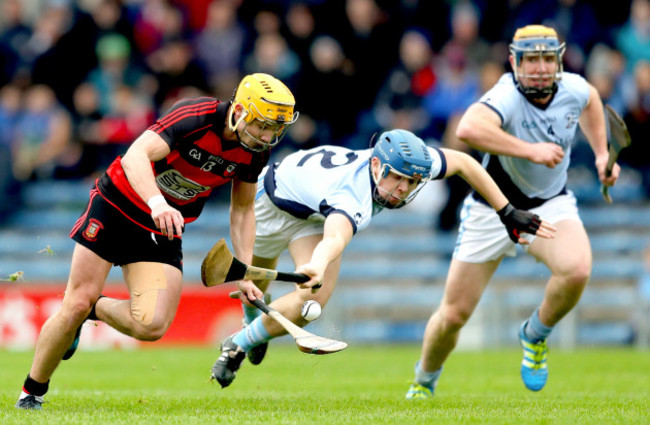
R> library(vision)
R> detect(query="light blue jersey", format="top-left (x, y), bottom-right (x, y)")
top-left (479, 72), bottom-right (590, 199)
top-left (260, 145), bottom-right (446, 234)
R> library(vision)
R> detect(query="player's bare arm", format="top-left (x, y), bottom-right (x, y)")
top-left (456, 103), bottom-right (564, 168)
top-left (230, 179), bottom-right (263, 302)
top-left (441, 148), bottom-right (509, 210)
top-left (295, 213), bottom-right (354, 289)
top-left (441, 148), bottom-right (556, 243)
top-left (579, 84), bottom-right (619, 187)
top-left (122, 130), bottom-right (184, 240)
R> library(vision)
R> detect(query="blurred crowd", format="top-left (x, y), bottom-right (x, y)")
top-left (0, 0), bottom-right (649, 224)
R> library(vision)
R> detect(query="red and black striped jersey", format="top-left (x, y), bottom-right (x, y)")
top-left (96, 98), bottom-right (270, 230)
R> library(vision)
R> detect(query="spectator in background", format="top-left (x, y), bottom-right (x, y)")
top-left (543, 0), bottom-right (601, 74)
top-left (194, 0), bottom-right (247, 100)
top-left (87, 33), bottom-right (152, 116)
top-left (11, 85), bottom-right (74, 181)
top-left (394, 0), bottom-right (451, 52)
top-left (501, 0), bottom-right (556, 42)
top-left (0, 84), bottom-right (21, 151)
top-left (70, 82), bottom-right (106, 176)
top-left (31, 0), bottom-right (136, 111)
top-left (97, 85), bottom-right (155, 162)
top-left (423, 44), bottom-right (481, 140)
top-left (0, 84), bottom-right (23, 222)
top-left (297, 35), bottom-right (356, 145)
top-left (445, 1), bottom-right (491, 72)
top-left (571, 44), bottom-right (628, 175)
top-left (243, 33), bottom-right (301, 88)
top-left (240, 4), bottom-right (283, 55)
top-left (421, 0), bottom-right (490, 141)
top-left (128, 0), bottom-right (185, 57)
top-left (147, 37), bottom-right (210, 108)
top-left (170, 0), bottom-right (216, 32)
top-left (585, 44), bottom-right (627, 115)
top-left (620, 60), bottom-right (650, 197)
top-left (335, 0), bottom-right (400, 116)
top-left (616, 0), bottom-right (650, 73)
top-left (253, 5), bottom-right (282, 34)
top-left (372, 28), bottom-right (437, 136)
top-left (282, 2), bottom-right (317, 67)
top-left (0, 0), bottom-right (33, 87)
top-left (23, 4), bottom-right (74, 89)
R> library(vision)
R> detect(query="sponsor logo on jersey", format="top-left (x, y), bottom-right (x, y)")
top-left (521, 120), bottom-right (538, 129)
top-left (156, 169), bottom-right (210, 200)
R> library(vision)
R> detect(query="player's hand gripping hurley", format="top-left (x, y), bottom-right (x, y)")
top-left (601, 105), bottom-right (632, 204)
top-left (201, 239), bottom-right (310, 287)
top-left (229, 291), bottom-right (348, 354)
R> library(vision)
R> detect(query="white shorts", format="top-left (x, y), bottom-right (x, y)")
top-left (254, 191), bottom-right (324, 259)
top-left (453, 191), bottom-right (582, 263)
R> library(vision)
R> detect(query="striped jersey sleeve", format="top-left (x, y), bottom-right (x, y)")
top-left (148, 97), bottom-right (219, 149)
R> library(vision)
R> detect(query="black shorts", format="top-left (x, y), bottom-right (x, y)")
top-left (70, 187), bottom-right (183, 272)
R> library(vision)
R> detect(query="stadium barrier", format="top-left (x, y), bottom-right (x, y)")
top-left (0, 284), bottom-right (242, 350)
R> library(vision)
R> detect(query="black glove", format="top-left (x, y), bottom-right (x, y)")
top-left (497, 203), bottom-right (542, 243)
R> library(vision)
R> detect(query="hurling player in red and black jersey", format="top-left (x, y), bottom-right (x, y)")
top-left (16, 74), bottom-right (298, 410)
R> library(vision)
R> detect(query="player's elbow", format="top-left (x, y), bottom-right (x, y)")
top-left (455, 117), bottom-right (479, 144)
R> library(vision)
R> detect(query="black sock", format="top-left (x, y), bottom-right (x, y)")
top-left (23, 375), bottom-right (49, 397)
top-left (88, 294), bottom-right (106, 321)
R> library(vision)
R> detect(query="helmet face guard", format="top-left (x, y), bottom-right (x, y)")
top-left (370, 129), bottom-right (432, 209)
top-left (509, 25), bottom-right (566, 99)
top-left (229, 73), bottom-right (299, 152)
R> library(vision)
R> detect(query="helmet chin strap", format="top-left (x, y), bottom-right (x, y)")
top-left (228, 106), bottom-right (260, 152)
top-left (228, 103), bottom-right (247, 133)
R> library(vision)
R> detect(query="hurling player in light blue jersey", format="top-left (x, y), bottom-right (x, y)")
top-left (210, 129), bottom-right (555, 388)
top-left (407, 25), bottom-right (621, 399)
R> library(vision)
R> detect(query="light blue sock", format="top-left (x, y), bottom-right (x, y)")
top-left (414, 361), bottom-right (442, 388)
top-left (524, 308), bottom-right (553, 343)
top-left (242, 303), bottom-right (260, 325)
top-left (232, 316), bottom-right (271, 352)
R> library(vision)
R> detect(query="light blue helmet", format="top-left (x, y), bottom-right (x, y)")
top-left (371, 129), bottom-right (432, 209)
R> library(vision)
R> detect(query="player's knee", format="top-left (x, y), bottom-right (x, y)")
top-left (64, 296), bottom-right (96, 321)
top-left (128, 310), bottom-right (171, 341)
top-left (439, 306), bottom-right (471, 331)
top-left (133, 321), bottom-right (169, 341)
top-left (558, 261), bottom-right (591, 287)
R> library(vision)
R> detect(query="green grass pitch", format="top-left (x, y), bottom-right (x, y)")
top-left (1, 345), bottom-right (648, 424)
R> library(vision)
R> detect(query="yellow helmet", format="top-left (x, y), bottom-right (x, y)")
top-left (229, 73), bottom-right (299, 151)
top-left (509, 25), bottom-right (565, 98)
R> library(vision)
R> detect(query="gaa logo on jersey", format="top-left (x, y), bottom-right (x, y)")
top-left (83, 219), bottom-right (104, 242)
